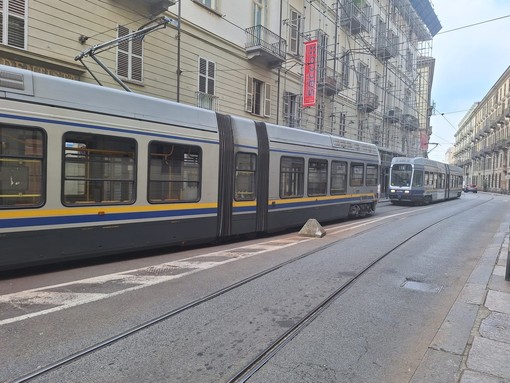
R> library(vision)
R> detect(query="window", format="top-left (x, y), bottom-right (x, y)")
top-left (357, 120), bottom-right (364, 141)
top-left (391, 164), bottom-right (411, 187)
top-left (195, 0), bottom-right (217, 10)
top-left (331, 161), bottom-right (347, 195)
top-left (63, 133), bottom-right (136, 205)
top-left (308, 159), bottom-right (328, 196)
top-left (198, 57), bottom-right (215, 95)
top-left (0, 0), bottom-right (26, 49)
top-left (253, 0), bottom-right (266, 26)
top-left (317, 30), bottom-right (328, 85)
top-left (366, 164), bottom-right (378, 186)
top-left (283, 92), bottom-right (301, 128)
top-left (245, 75), bottom-right (271, 117)
top-left (339, 113), bottom-right (346, 137)
top-left (411, 170), bottom-right (423, 187)
top-left (288, 8), bottom-right (301, 55)
top-left (350, 163), bottom-right (364, 187)
top-left (197, 57), bottom-right (217, 110)
top-left (117, 25), bottom-right (143, 82)
top-left (148, 142), bottom-right (201, 203)
top-left (341, 50), bottom-right (350, 88)
top-left (316, 100), bottom-right (324, 132)
top-left (280, 156), bottom-right (304, 198)
top-left (0, 125), bottom-right (44, 208)
top-left (235, 152), bottom-right (256, 201)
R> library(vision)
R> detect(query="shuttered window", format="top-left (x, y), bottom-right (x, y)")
top-left (245, 75), bottom-right (271, 117)
top-left (288, 8), bottom-right (301, 55)
top-left (0, 0), bottom-right (26, 49)
top-left (117, 25), bottom-right (143, 83)
top-left (198, 57), bottom-right (215, 95)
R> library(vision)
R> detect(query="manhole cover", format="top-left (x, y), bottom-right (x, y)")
top-left (401, 280), bottom-right (443, 293)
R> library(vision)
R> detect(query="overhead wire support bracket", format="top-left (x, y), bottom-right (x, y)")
top-left (74, 16), bottom-right (176, 92)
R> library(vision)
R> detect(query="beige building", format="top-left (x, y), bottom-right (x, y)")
top-left (454, 66), bottom-right (510, 192)
top-left (0, 0), bottom-right (441, 192)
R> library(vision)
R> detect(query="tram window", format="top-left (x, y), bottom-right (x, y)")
top-left (366, 164), bottom-right (378, 186)
top-left (330, 160), bottom-right (347, 195)
top-left (350, 163), bottom-right (364, 187)
top-left (235, 152), bottom-right (256, 201)
top-left (390, 164), bottom-right (411, 187)
top-left (308, 159), bottom-right (328, 196)
top-left (436, 173), bottom-right (441, 188)
top-left (412, 170), bottom-right (423, 187)
top-left (280, 156), bottom-right (304, 198)
top-left (148, 142), bottom-right (201, 203)
top-left (0, 126), bottom-right (45, 208)
top-left (63, 133), bottom-right (136, 205)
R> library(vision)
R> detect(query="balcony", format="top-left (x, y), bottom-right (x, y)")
top-left (115, 0), bottom-right (176, 15)
top-left (402, 114), bottom-right (419, 131)
top-left (245, 25), bottom-right (287, 68)
top-left (483, 120), bottom-right (491, 133)
top-left (196, 91), bottom-right (219, 111)
top-left (357, 91), bottom-right (379, 113)
top-left (505, 104), bottom-right (510, 118)
top-left (317, 67), bottom-right (341, 96)
top-left (373, 31), bottom-right (398, 61)
top-left (384, 107), bottom-right (401, 123)
top-left (340, 0), bottom-right (371, 35)
top-left (496, 138), bottom-right (508, 150)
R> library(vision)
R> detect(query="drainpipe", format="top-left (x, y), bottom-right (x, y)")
top-left (176, 0), bottom-right (182, 102)
top-left (276, 0), bottom-right (283, 124)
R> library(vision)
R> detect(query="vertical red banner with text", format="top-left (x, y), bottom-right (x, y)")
top-left (420, 131), bottom-right (429, 151)
top-left (303, 40), bottom-right (318, 108)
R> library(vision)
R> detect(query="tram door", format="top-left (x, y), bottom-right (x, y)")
top-left (445, 165), bottom-right (451, 199)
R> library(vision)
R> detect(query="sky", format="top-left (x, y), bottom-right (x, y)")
top-left (427, 0), bottom-right (510, 162)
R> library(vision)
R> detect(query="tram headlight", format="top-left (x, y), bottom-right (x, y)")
top-left (404, 190), bottom-right (410, 194)
top-left (390, 189), bottom-right (395, 193)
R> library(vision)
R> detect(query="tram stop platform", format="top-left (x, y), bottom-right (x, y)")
top-left (409, 221), bottom-right (510, 383)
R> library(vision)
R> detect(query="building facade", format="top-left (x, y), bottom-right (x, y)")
top-left (454, 66), bottom-right (510, 192)
top-left (0, 0), bottom-right (440, 193)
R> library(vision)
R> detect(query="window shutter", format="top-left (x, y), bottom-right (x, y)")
top-left (207, 61), bottom-right (215, 95)
top-left (245, 75), bottom-right (253, 113)
top-left (199, 58), bottom-right (207, 93)
top-left (199, 58), bottom-right (215, 95)
top-left (264, 83), bottom-right (271, 117)
top-left (5, 0), bottom-right (25, 49)
top-left (289, 9), bottom-right (299, 54)
top-left (131, 35), bottom-right (143, 82)
top-left (0, 2), bottom-right (4, 44)
top-left (117, 25), bottom-right (129, 78)
top-left (117, 25), bottom-right (143, 82)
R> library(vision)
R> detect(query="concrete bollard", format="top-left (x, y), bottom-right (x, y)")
top-left (298, 218), bottom-right (326, 238)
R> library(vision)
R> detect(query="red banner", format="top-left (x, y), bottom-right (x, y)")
top-left (303, 40), bottom-right (318, 107)
top-left (420, 131), bottom-right (429, 151)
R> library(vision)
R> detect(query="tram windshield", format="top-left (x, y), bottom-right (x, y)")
top-left (390, 164), bottom-right (412, 187)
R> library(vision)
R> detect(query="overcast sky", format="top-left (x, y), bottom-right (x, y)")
top-left (427, 0), bottom-right (510, 162)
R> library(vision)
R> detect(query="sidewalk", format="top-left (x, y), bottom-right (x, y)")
top-left (458, 229), bottom-right (510, 383)
top-left (409, 221), bottom-right (510, 383)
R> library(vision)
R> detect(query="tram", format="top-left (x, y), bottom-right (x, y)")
top-left (0, 65), bottom-right (380, 270)
top-left (389, 157), bottom-right (463, 205)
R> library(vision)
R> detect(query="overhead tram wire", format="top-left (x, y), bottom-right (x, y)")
top-left (437, 14), bottom-right (510, 35)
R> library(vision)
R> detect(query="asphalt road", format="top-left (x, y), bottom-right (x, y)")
top-left (1, 192), bottom-right (509, 383)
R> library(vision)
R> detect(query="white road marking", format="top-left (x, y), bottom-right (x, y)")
top-left (0, 208), bottom-right (419, 325)
top-left (0, 237), bottom-right (312, 325)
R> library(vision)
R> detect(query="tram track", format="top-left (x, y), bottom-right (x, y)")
top-left (7, 198), bottom-right (492, 383)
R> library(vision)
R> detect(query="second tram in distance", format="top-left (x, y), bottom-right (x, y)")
top-left (389, 157), bottom-right (463, 205)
